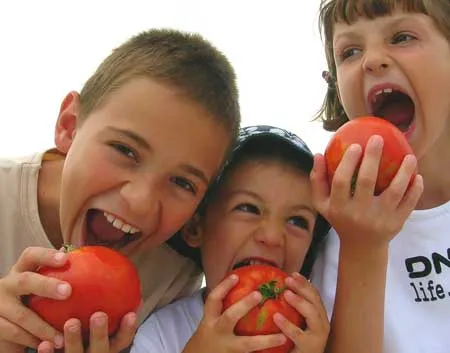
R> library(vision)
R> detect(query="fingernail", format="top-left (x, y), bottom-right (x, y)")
top-left (54, 334), bottom-right (64, 348)
top-left (94, 315), bottom-right (107, 326)
top-left (67, 323), bottom-right (80, 333)
top-left (292, 272), bottom-right (306, 282)
top-left (284, 290), bottom-right (296, 300)
top-left (252, 291), bottom-right (262, 301)
top-left (273, 312), bottom-right (285, 323)
top-left (56, 283), bottom-right (71, 297)
top-left (53, 252), bottom-right (66, 262)
top-left (370, 135), bottom-right (384, 146)
top-left (127, 313), bottom-right (137, 327)
top-left (229, 274), bottom-right (238, 282)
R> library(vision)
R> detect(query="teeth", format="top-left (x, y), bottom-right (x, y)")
top-left (103, 212), bottom-right (140, 234)
top-left (372, 88), bottom-right (394, 103)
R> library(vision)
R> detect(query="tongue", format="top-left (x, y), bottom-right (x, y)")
top-left (88, 212), bottom-right (124, 242)
top-left (378, 100), bottom-right (414, 127)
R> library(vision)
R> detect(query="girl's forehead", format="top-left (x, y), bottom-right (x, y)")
top-left (326, 0), bottom-right (426, 26)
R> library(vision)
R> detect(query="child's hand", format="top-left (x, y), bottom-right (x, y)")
top-left (0, 247), bottom-right (70, 350)
top-left (273, 273), bottom-right (330, 353)
top-left (311, 135), bottom-right (423, 250)
top-left (183, 274), bottom-right (286, 353)
top-left (36, 312), bottom-right (137, 353)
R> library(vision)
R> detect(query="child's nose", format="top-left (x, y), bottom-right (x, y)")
top-left (120, 175), bottom-right (161, 218)
top-left (254, 220), bottom-right (285, 248)
top-left (362, 46), bottom-right (391, 75)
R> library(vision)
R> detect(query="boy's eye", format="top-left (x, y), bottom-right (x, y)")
top-left (171, 176), bottom-right (197, 195)
top-left (287, 216), bottom-right (309, 230)
top-left (111, 143), bottom-right (138, 161)
top-left (391, 32), bottom-right (416, 45)
top-left (234, 203), bottom-right (260, 215)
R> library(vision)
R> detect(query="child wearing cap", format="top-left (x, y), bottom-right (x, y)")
top-left (130, 125), bottom-right (330, 353)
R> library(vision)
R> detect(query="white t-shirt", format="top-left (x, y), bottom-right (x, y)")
top-left (0, 152), bottom-right (203, 325)
top-left (131, 290), bottom-right (204, 353)
top-left (311, 200), bottom-right (450, 353)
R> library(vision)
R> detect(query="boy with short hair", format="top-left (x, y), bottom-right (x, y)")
top-left (0, 28), bottom-right (240, 352)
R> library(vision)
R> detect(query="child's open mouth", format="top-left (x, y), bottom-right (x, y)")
top-left (85, 209), bottom-right (143, 249)
top-left (369, 87), bottom-right (415, 134)
top-left (232, 257), bottom-right (279, 270)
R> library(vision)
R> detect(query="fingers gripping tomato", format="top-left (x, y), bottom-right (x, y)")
top-left (325, 116), bottom-right (416, 195)
top-left (27, 245), bottom-right (142, 341)
top-left (223, 265), bottom-right (304, 353)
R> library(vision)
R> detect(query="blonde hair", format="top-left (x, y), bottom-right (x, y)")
top-left (316, 0), bottom-right (450, 131)
top-left (78, 28), bottom-right (240, 136)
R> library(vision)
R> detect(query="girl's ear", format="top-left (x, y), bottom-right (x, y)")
top-left (182, 214), bottom-right (203, 248)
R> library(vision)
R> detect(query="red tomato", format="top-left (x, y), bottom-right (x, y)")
top-left (325, 116), bottom-right (416, 195)
top-left (28, 245), bottom-right (142, 341)
top-left (223, 265), bottom-right (304, 353)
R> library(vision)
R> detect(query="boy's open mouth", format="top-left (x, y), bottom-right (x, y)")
top-left (232, 257), bottom-right (279, 270)
top-left (369, 87), bottom-right (415, 133)
top-left (85, 209), bottom-right (143, 249)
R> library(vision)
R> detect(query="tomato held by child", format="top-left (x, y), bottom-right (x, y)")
top-left (325, 116), bottom-right (416, 195)
top-left (223, 264), bottom-right (305, 353)
top-left (27, 245), bottom-right (142, 341)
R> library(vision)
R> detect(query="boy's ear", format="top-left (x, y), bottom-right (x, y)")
top-left (54, 91), bottom-right (80, 154)
top-left (182, 214), bottom-right (203, 248)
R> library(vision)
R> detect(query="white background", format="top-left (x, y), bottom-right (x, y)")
top-left (0, 0), bottom-right (332, 158)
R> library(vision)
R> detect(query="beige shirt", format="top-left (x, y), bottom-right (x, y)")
top-left (0, 152), bottom-right (203, 324)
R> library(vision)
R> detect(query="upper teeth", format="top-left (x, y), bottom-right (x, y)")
top-left (247, 259), bottom-right (277, 267)
top-left (104, 212), bottom-right (140, 234)
top-left (372, 88), bottom-right (393, 103)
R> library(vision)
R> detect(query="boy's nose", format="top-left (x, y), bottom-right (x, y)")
top-left (254, 220), bottom-right (285, 248)
top-left (120, 176), bottom-right (161, 219)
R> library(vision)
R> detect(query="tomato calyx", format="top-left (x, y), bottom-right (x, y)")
top-left (62, 244), bottom-right (76, 253)
top-left (258, 280), bottom-right (286, 306)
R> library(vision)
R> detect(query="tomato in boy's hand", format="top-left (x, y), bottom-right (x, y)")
top-left (325, 116), bottom-right (416, 195)
top-left (223, 264), bottom-right (304, 353)
top-left (27, 245), bottom-right (142, 341)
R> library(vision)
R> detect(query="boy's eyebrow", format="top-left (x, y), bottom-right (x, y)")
top-left (180, 164), bottom-right (209, 185)
top-left (107, 127), bottom-right (151, 150)
top-left (106, 126), bottom-right (209, 184)
top-left (229, 189), bottom-right (263, 201)
top-left (291, 204), bottom-right (316, 215)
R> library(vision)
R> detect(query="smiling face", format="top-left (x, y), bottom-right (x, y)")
top-left (196, 160), bottom-right (316, 291)
top-left (56, 77), bottom-right (230, 253)
top-left (332, 8), bottom-right (450, 160)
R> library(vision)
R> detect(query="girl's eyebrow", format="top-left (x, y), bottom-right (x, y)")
top-left (333, 14), bottom-right (418, 44)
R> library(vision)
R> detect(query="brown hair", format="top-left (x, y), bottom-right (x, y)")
top-left (316, 0), bottom-right (450, 131)
top-left (78, 28), bottom-right (240, 137)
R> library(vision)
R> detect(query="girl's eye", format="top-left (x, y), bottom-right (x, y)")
top-left (111, 143), bottom-right (138, 161)
top-left (234, 203), bottom-right (260, 215)
top-left (171, 176), bottom-right (197, 195)
top-left (391, 32), bottom-right (416, 45)
top-left (339, 47), bottom-right (361, 61)
top-left (287, 216), bottom-right (309, 230)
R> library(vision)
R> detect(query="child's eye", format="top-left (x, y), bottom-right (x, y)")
top-left (111, 143), bottom-right (138, 161)
top-left (287, 216), bottom-right (309, 230)
top-left (234, 203), bottom-right (260, 215)
top-left (171, 176), bottom-right (197, 195)
top-left (391, 32), bottom-right (416, 45)
top-left (340, 47), bottom-right (361, 61)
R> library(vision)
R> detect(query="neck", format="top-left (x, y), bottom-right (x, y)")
top-left (38, 156), bottom-right (64, 249)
